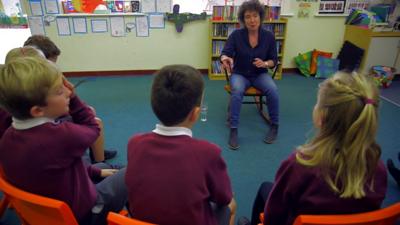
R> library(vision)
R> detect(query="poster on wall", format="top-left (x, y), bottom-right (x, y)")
top-left (44, 0), bottom-right (59, 14)
top-left (91, 19), bottom-right (108, 33)
top-left (298, 2), bottom-right (311, 18)
top-left (56, 17), bottom-right (71, 35)
top-left (29, 0), bottom-right (44, 16)
top-left (136, 16), bottom-right (149, 37)
top-left (345, 0), bottom-right (369, 14)
top-left (141, 0), bottom-right (155, 13)
top-left (110, 16), bottom-right (125, 37)
top-left (156, 0), bottom-right (171, 13)
top-left (28, 16), bottom-right (45, 34)
top-left (319, 0), bottom-right (346, 14)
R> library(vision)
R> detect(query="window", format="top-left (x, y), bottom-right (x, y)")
top-left (1, 0), bottom-right (28, 28)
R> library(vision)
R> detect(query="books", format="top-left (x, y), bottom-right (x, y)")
top-left (123, 1), bottom-right (132, 12)
top-left (131, 1), bottom-right (140, 13)
top-left (112, 0), bottom-right (124, 12)
top-left (61, 0), bottom-right (77, 13)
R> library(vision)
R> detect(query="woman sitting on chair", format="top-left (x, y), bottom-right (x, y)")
top-left (220, 0), bottom-right (279, 150)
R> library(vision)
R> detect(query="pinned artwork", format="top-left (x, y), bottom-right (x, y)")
top-left (166, 4), bottom-right (207, 33)
top-left (72, 0), bottom-right (103, 13)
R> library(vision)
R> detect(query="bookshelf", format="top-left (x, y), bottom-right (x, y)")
top-left (208, 5), bottom-right (287, 80)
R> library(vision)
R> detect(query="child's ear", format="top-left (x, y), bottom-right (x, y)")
top-left (313, 107), bottom-right (325, 128)
top-left (189, 106), bottom-right (201, 122)
top-left (30, 105), bottom-right (45, 118)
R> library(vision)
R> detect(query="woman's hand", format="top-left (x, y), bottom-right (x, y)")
top-left (221, 55), bottom-right (234, 74)
top-left (100, 169), bottom-right (118, 178)
top-left (253, 58), bottom-right (268, 68)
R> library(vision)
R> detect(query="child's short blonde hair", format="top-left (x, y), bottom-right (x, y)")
top-left (5, 46), bottom-right (45, 64)
top-left (0, 57), bottom-right (62, 119)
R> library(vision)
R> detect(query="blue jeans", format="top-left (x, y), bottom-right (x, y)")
top-left (229, 73), bottom-right (279, 128)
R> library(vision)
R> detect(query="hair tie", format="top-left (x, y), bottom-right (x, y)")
top-left (364, 98), bottom-right (375, 105)
top-left (20, 47), bottom-right (25, 56)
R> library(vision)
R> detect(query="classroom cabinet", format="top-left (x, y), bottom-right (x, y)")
top-left (343, 25), bottom-right (400, 73)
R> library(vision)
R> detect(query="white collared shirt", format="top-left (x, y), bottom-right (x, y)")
top-left (152, 124), bottom-right (192, 137)
top-left (12, 117), bottom-right (55, 130)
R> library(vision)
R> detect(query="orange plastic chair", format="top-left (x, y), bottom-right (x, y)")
top-left (0, 168), bottom-right (10, 218)
top-left (258, 202), bottom-right (400, 225)
top-left (0, 195), bottom-right (10, 218)
top-left (107, 211), bottom-right (157, 225)
top-left (224, 62), bottom-right (280, 124)
top-left (292, 203), bottom-right (400, 225)
top-left (0, 174), bottom-right (79, 225)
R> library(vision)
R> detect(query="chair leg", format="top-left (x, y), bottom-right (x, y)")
top-left (0, 196), bottom-right (10, 218)
top-left (255, 96), bottom-right (271, 124)
top-left (226, 99), bottom-right (231, 127)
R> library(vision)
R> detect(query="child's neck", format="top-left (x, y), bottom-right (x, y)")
top-left (174, 120), bottom-right (194, 129)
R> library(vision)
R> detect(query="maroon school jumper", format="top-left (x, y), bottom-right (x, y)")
top-left (126, 125), bottom-right (233, 225)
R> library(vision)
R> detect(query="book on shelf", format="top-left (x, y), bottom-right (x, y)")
top-left (61, 0), bottom-right (77, 13)
top-left (265, 6), bottom-right (280, 21)
top-left (106, 0), bottom-right (114, 12)
top-left (123, 1), bottom-right (132, 12)
top-left (131, 1), bottom-right (140, 12)
top-left (212, 23), bottom-right (239, 37)
top-left (113, 0), bottom-right (124, 12)
top-left (212, 5), bottom-right (239, 21)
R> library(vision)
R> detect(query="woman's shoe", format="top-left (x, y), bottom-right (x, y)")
top-left (228, 128), bottom-right (239, 150)
top-left (264, 124), bottom-right (278, 144)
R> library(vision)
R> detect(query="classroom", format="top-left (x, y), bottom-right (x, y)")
top-left (0, 0), bottom-right (400, 224)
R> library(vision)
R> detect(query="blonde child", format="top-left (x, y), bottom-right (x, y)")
top-left (0, 57), bottom-right (127, 225)
top-left (240, 71), bottom-right (387, 225)
top-left (0, 46), bottom-right (46, 138)
top-left (23, 35), bottom-right (117, 163)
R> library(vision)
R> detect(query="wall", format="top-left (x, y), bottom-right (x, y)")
top-left (45, 19), bottom-right (209, 72)
top-left (284, 3), bottom-right (346, 68)
top-left (16, 0), bottom-right (351, 72)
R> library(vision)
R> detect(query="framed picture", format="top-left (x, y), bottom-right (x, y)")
top-left (319, 0), bottom-right (346, 14)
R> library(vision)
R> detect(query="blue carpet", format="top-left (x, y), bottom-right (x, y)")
top-left (381, 79), bottom-right (400, 107)
top-left (1, 73), bottom-right (399, 224)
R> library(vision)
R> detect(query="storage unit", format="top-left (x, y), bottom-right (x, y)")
top-left (208, 7), bottom-right (287, 80)
top-left (343, 25), bottom-right (400, 73)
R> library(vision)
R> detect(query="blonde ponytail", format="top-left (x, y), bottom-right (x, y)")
top-left (297, 72), bottom-right (381, 199)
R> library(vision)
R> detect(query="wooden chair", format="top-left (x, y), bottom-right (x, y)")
top-left (258, 202), bottom-right (400, 225)
top-left (107, 212), bottom-right (157, 225)
top-left (224, 62), bottom-right (280, 124)
top-left (0, 173), bottom-right (79, 225)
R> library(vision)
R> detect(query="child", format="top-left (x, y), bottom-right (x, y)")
top-left (240, 71), bottom-right (387, 225)
top-left (0, 66), bottom-right (10, 139)
top-left (0, 57), bottom-right (127, 225)
top-left (24, 35), bottom-right (60, 62)
top-left (125, 64), bottom-right (236, 225)
top-left (0, 46), bottom-right (46, 139)
top-left (23, 35), bottom-right (117, 163)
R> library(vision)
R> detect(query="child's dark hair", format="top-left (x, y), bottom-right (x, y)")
top-left (151, 65), bottom-right (204, 126)
top-left (23, 35), bottom-right (60, 60)
top-left (238, 0), bottom-right (265, 24)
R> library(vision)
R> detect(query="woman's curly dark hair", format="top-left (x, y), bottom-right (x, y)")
top-left (238, 0), bottom-right (265, 24)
